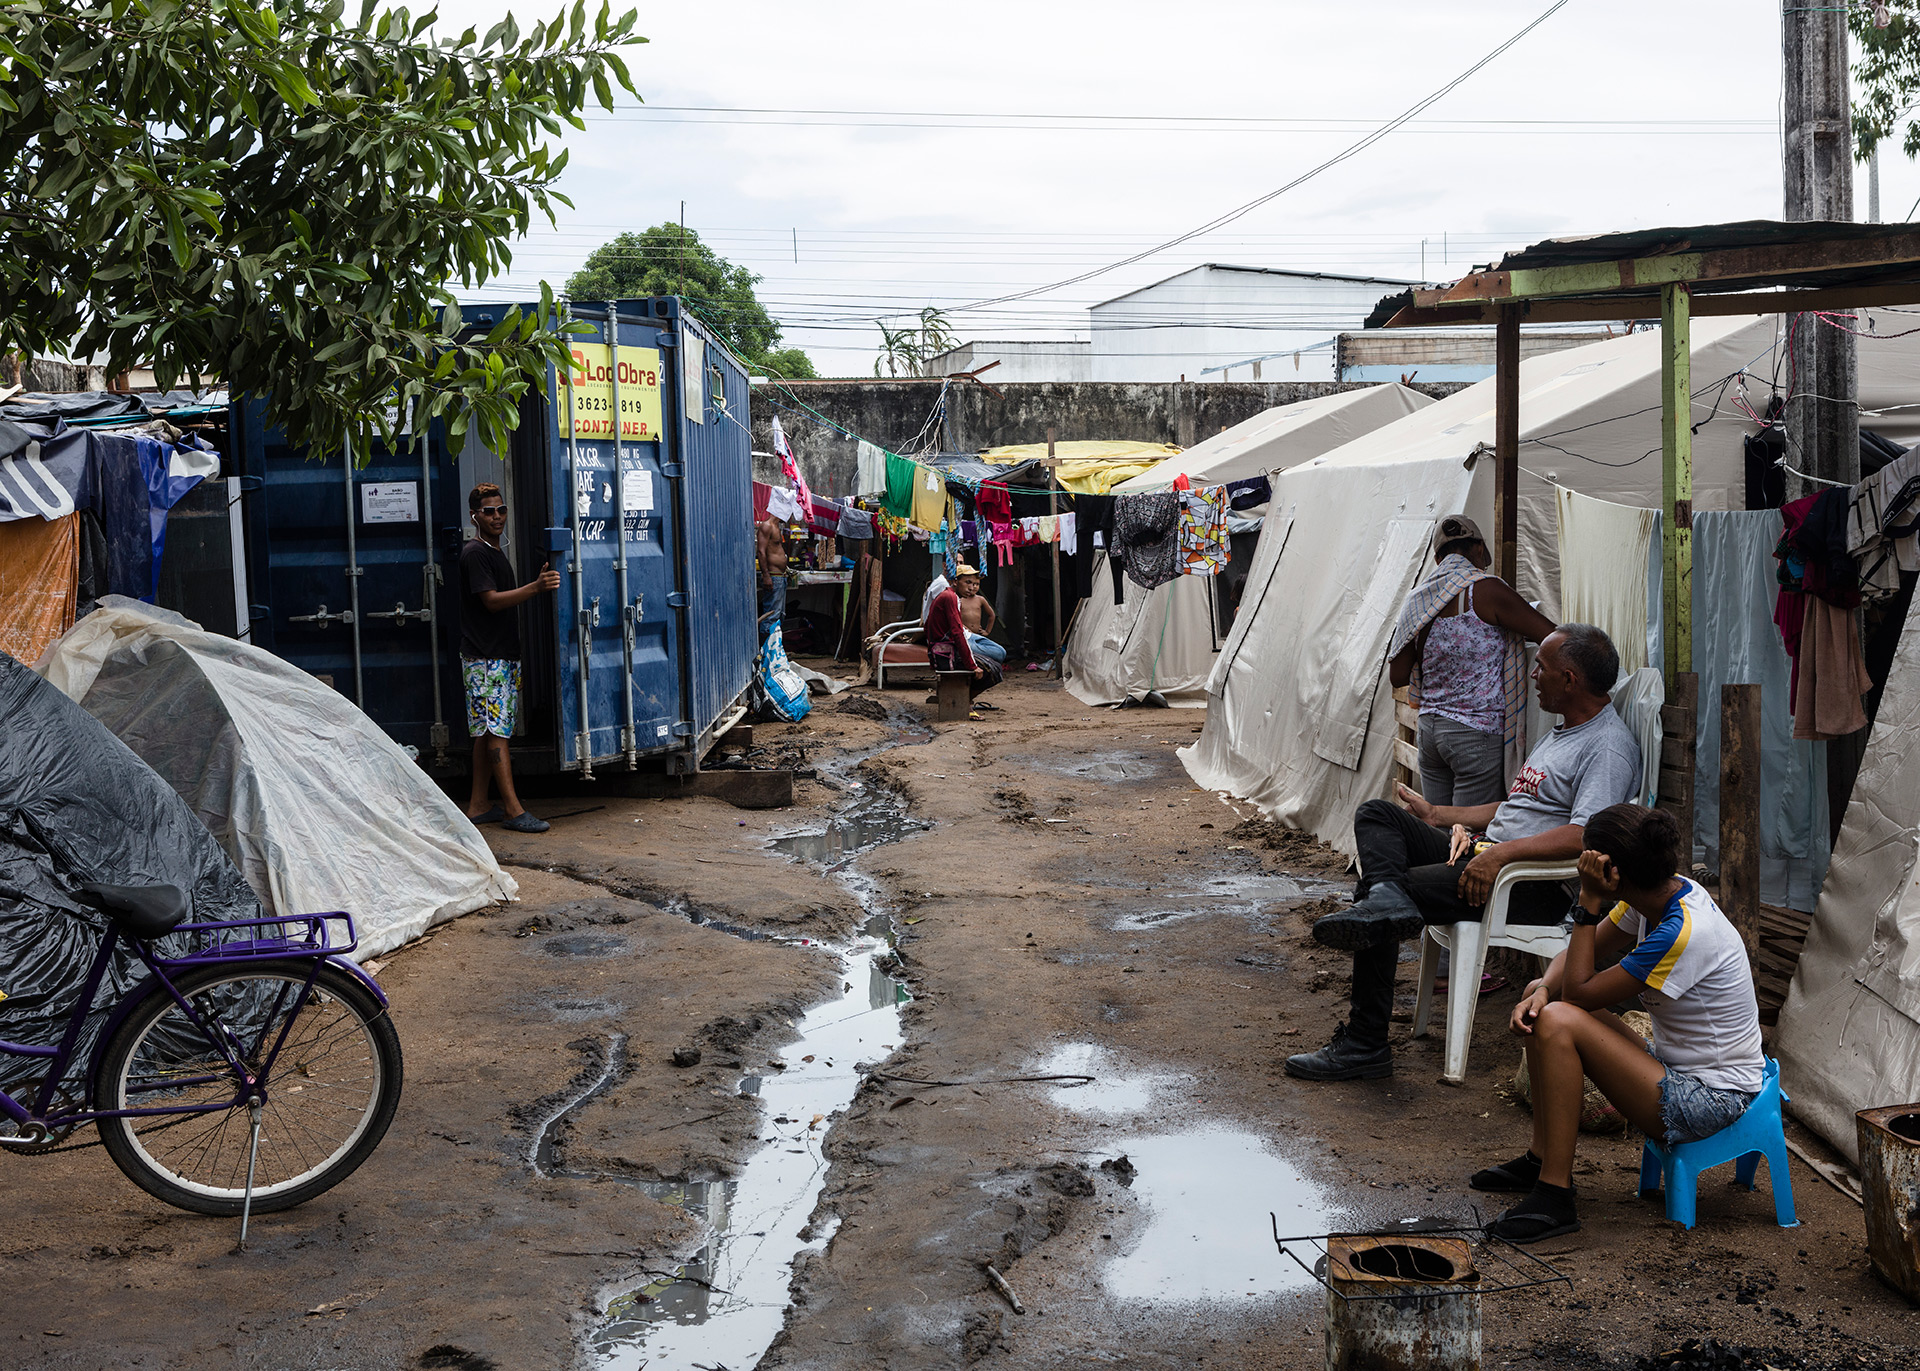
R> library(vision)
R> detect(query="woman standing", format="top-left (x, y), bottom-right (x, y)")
top-left (1388, 514), bottom-right (1557, 808)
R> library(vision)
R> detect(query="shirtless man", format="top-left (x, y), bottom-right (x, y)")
top-left (757, 515), bottom-right (788, 632)
top-left (953, 567), bottom-right (1006, 667)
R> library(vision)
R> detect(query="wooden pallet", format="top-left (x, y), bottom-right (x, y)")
top-left (1753, 902), bottom-right (1813, 1027)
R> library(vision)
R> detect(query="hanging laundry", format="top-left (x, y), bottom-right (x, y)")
top-left (1847, 446), bottom-right (1920, 600)
top-left (911, 464), bottom-right (947, 531)
top-left (856, 440), bottom-right (889, 498)
top-left (1037, 515), bottom-right (1057, 543)
top-left (837, 504), bottom-right (874, 540)
top-left (769, 417), bottom-right (813, 522)
top-left (1058, 511), bottom-right (1078, 555)
top-left (1176, 485), bottom-right (1229, 576)
top-left (976, 480), bottom-right (1013, 526)
top-left (1794, 594), bottom-right (1870, 741)
top-left (884, 453), bottom-right (917, 520)
top-left (1111, 491), bottom-right (1181, 592)
top-left (766, 485), bottom-right (801, 523)
top-left (1224, 475), bottom-right (1272, 510)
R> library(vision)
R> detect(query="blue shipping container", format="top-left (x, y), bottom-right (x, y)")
top-left (234, 297), bottom-right (756, 775)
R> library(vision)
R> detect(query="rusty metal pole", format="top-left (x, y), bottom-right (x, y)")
top-left (1720, 682), bottom-right (1763, 960)
top-left (1494, 306), bottom-right (1520, 585)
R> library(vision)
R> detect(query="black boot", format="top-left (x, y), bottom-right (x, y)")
top-left (1284, 1022), bottom-right (1392, 1081)
top-left (1311, 882), bottom-right (1425, 952)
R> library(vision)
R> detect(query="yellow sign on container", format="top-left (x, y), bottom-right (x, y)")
top-left (564, 342), bottom-right (664, 441)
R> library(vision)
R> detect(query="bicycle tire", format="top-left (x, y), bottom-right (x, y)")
top-left (95, 959), bottom-right (402, 1217)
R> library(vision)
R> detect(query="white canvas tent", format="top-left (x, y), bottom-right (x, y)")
top-left (1063, 384), bottom-right (1434, 707)
top-left (1776, 604), bottom-right (1920, 1162)
top-left (1179, 313), bottom-right (1920, 853)
top-left (37, 599), bottom-right (517, 959)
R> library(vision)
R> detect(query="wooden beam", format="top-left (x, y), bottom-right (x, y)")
top-left (1494, 306), bottom-right (1520, 584)
top-left (1383, 278), bottom-right (1920, 328)
top-left (1661, 282), bottom-right (1692, 678)
top-left (1721, 682), bottom-right (1763, 961)
top-left (1417, 226), bottom-right (1920, 307)
top-left (1657, 672), bottom-right (1699, 841)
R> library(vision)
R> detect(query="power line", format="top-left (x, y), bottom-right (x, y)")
top-left (953, 0), bottom-right (1571, 316)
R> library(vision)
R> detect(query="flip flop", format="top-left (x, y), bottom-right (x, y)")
top-left (968, 711), bottom-right (983, 721)
top-left (468, 805), bottom-right (506, 825)
top-left (1469, 1154), bottom-right (1542, 1193)
top-left (974, 700), bottom-right (1001, 712)
top-left (1487, 1208), bottom-right (1581, 1244)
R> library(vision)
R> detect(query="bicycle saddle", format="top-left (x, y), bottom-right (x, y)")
top-left (74, 882), bottom-right (190, 940)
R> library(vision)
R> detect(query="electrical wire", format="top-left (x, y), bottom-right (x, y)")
top-left (950, 0), bottom-right (1570, 316)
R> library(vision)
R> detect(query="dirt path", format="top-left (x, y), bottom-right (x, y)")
top-left (2, 670), bottom-right (1908, 1370)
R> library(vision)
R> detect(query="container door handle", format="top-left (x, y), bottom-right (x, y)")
top-left (365, 601), bottom-right (431, 624)
top-left (578, 597), bottom-right (601, 679)
top-left (290, 604), bottom-right (355, 626)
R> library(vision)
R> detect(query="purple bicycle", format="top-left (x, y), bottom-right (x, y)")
top-left (0, 881), bottom-right (402, 1222)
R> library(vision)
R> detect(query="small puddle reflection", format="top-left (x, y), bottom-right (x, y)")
top-left (770, 793), bottom-right (929, 866)
top-left (1102, 1129), bottom-right (1328, 1303)
top-left (1111, 872), bottom-right (1334, 931)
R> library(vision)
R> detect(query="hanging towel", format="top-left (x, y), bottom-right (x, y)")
top-left (1555, 486), bottom-right (1657, 676)
top-left (1058, 511), bottom-right (1078, 554)
top-left (1176, 486), bottom-right (1229, 576)
top-left (770, 417), bottom-right (813, 522)
top-left (884, 453), bottom-right (917, 520)
top-left (856, 440), bottom-right (889, 498)
top-left (1111, 491), bottom-right (1181, 591)
top-left (911, 464), bottom-right (947, 531)
top-left (1793, 595), bottom-right (1870, 740)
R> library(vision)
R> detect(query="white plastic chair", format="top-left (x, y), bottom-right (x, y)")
top-left (1411, 860), bottom-right (1573, 1085)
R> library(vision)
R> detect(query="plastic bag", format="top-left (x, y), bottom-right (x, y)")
top-left (754, 624), bottom-right (811, 722)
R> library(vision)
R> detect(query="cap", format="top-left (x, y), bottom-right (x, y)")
top-left (1433, 514), bottom-right (1485, 556)
top-left (954, 562), bottom-right (981, 577)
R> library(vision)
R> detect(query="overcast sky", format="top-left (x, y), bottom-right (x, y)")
top-left (442, 0), bottom-right (1912, 375)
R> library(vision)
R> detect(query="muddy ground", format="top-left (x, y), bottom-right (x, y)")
top-left (3, 667), bottom-right (1914, 1369)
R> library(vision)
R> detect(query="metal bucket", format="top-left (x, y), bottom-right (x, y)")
top-left (1324, 1234), bottom-right (1482, 1371)
top-left (1856, 1104), bottom-right (1920, 1303)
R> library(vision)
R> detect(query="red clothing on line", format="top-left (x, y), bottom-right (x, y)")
top-left (922, 587), bottom-right (977, 672)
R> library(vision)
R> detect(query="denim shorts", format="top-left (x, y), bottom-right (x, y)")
top-left (1658, 1066), bottom-right (1755, 1147)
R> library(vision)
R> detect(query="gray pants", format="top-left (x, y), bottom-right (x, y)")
top-left (1417, 713), bottom-right (1506, 808)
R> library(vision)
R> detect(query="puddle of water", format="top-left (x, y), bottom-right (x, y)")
top-left (1101, 1127), bottom-right (1328, 1303)
top-left (1035, 1043), bottom-right (1167, 1117)
top-left (589, 924), bottom-right (906, 1370)
top-left (1110, 871), bottom-right (1345, 931)
top-left (1014, 749), bottom-right (1166, 783)
top-left (770, 791), bottom-right (929, 866)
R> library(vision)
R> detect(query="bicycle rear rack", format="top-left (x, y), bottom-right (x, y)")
top-left (155, 912), bottom-right (357, 967)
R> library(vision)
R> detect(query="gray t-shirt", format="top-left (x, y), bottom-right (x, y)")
top-left (1484, 707), bottom-right (1642, 843)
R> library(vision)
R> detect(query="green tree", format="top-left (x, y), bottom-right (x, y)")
top-left (0, 0), bottom-right (642, 459)
top-left (1854, 6), bottom-right (1920, 158)
top-left (874, 307), bottom-right (954, 378)
top-left (565, 225), bottom-right (816, 378)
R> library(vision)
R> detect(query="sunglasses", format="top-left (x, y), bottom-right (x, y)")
top-left (476, 504), bottom-right (507, 516)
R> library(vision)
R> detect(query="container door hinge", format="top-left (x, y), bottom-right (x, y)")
top-left (671, 721), bottom-right (694, 737)
top-left (661, 463), bottom-right (685, 479)
top-left (667, 591), bottom-right (688, 608)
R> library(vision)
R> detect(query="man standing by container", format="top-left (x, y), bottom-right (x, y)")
top-left (462, 482), bottom-right (560, 833)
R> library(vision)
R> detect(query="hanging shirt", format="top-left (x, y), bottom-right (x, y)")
top-left (856, 440), bottom-right (889, 498)
top-left (1176, 485), bottom-right (1229, 576)
top-left (976, 480), bottom-right (1013, 526)
top-left (911, 465), bottom-right (947, 531)
top-left (1058, 511), bottom-right (1078, 554)
top-left (884, 453), bottom-right (917, 520)
top-left (770, 417), bottom-right (813, 522)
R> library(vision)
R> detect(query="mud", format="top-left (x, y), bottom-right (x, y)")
top-left (2, 667), bottom-right (1911, 1370)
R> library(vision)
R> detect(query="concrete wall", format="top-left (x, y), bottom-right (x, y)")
top-left (751, 377), bottom-right (1470, 497)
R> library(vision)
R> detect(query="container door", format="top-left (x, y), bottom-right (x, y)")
top-left (671, 311), bottom-right (757, 746)
top-left (551, 304), bottom-right (686, 769)
top-left (237, 401), bottom-right (460, 758)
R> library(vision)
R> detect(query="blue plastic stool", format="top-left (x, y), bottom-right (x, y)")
top-left (1637, 1057), bottom-right (1798, 1230)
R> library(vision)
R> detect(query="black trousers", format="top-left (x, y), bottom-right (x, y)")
top-left (1344, 799), bottom-right (1570, 1048)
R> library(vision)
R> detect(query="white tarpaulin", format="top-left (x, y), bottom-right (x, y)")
top-left (1776, 597), bottom-right (1920, 1164)
top-left (1176, 313), bottom-right (1920, 852)
top-left (1065, 385), bottom-right (1435, 707)
top-left (36, 599), bottom-right (517, 960)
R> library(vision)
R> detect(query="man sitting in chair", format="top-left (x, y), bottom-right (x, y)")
top-left (1471, 803), bottom-right (1764, 1243)
top-left (1285, 624), bottom-right (1640, 1083)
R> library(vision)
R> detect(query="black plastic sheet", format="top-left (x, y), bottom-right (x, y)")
top-left (0, 651), bottom-right (260, 1098)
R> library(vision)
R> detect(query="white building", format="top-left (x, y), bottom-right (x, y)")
top-left (925, 339), bottom-right (1091, 383)
top-left (1086, 264), bottom-right (1418, 383)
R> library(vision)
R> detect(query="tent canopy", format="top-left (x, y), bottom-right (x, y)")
top-left (1063, 385), bottom-right (1435, 708)
top-left (977, 440), bottom-right (1181, 494)
top-left (1111, 384), bottom-right (1434, 494)
top-left (38, 599), bottom-right (516, 960)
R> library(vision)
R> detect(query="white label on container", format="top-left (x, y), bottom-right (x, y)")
top-left (656, 723), bottom-right (670, 736)
top-left (624, 470), bottom-right (655, 512)
top-left (361, 481), bottom-right (418, 524)
top-left (684, 337), bottom-right (706, 424)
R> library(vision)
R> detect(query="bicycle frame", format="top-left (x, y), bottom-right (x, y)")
top-left (0, 912), bottom-right (378, 1135)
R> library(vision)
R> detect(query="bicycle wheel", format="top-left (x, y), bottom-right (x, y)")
top-left (95, 960), bottom-right (402, 1216)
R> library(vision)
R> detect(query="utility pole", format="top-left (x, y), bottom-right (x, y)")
top-left (1781, 0), bottom-right (1863, 840)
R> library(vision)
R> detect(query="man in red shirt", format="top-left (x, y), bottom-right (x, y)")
top-left (923, 565), bottom-right (1002, 700)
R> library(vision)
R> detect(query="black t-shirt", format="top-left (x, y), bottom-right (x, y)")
top-left (459, 539), bottom-right (521, 660)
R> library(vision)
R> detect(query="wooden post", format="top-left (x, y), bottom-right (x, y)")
top-left (1660, 282), bottom-right (1693, 678)
top-left (1720, 682), bottom-right (1763, 960)
top-left (1494, 306), bottom-right (1520, 584)
top-left (1392, 686), bottom-right (1421, 806)
top-left (1658, 671), bottom-right (1699, 852)
top-left (1047, 425), bottom-right (1063, 663)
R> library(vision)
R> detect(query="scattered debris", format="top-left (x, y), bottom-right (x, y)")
top-left (1224, 817), bottom-right (1351, 873)
top-left (983, 1263), bottom-right (1026, 1315)
top-left (670, 1046), bottom-right (702, 1068)
top-left (1098, 1154), bottom-right (1136, 1186)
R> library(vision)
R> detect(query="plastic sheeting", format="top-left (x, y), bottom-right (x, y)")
top-left (0, 649), bottom-right (262, 1096)
top-left (0, 512), bottom-right (78, 663)
top-left (37, 600), bottom-right (516, 960)
top-left (1690, 510), bottom-right (1830, 911)
top-left (1775, 592), bottom-right (1920, 1164)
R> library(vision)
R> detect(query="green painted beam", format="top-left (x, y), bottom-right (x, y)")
top-left (1661, 282), bottom-right (1692, 680)
top-left (1507, 254), bottom-right (1703, 300)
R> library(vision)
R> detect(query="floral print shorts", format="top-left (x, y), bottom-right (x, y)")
top-left (463, 657), bottom-right (521, 739)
